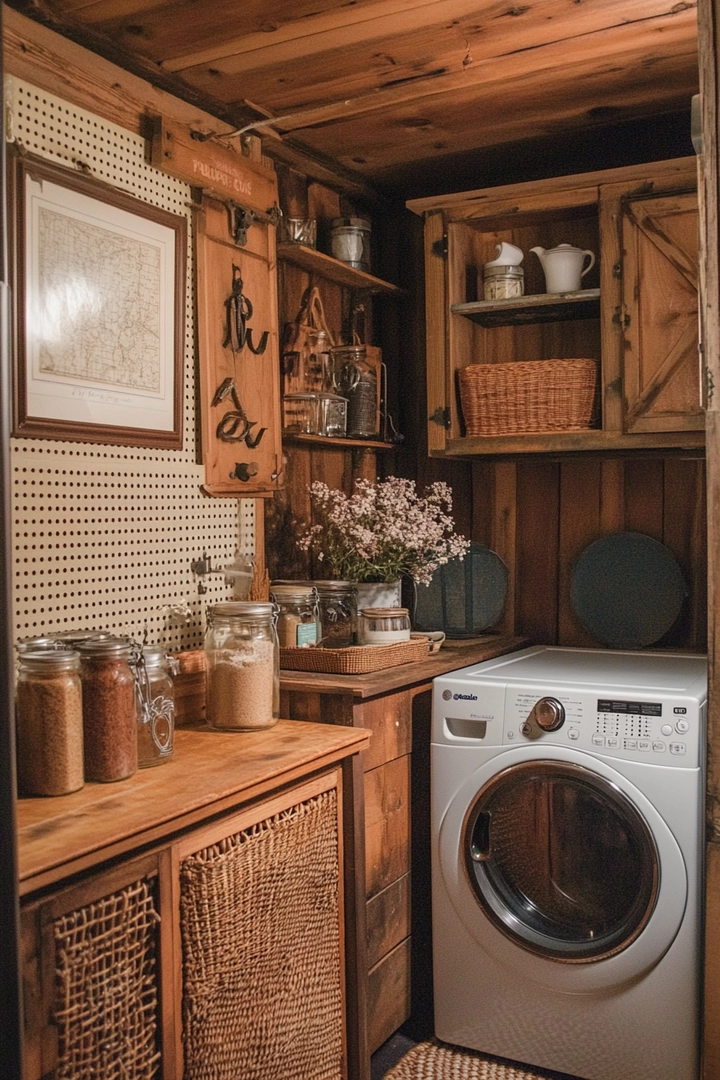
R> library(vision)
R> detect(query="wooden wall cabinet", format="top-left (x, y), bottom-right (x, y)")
top-left (18, 722), bottom-right (369, 1080)
top-left (407, 157), bottom-right (702, 457)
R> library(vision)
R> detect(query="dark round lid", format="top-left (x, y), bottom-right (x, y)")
top-left (570, 532), bottom-right (687, 649)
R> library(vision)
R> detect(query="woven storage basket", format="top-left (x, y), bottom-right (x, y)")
top-left (281, 636), bottom-right (430, 674)
top-left (458, 358), bottom-right (599, 436)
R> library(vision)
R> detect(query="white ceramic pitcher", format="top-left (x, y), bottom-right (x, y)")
top-left (530, 243), bottom-right (595, 293)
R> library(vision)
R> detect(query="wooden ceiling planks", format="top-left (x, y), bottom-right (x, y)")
top-left (3, 0), bottom-right (699, 187)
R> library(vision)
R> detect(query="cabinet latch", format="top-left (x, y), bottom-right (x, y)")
top-left (429, 406), bottom-right (451, 428)
top-left (431, 235), bottom-right (448, 259)
top-left (612, 308), bottom-right (631, 328)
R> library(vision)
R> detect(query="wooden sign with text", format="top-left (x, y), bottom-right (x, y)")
top-left (150, 117), bottom-right (277, 215)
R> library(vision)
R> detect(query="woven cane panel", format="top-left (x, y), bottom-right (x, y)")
top-left (180, 789), bottom-right (343, 1080)
top-left (6, 77), bottom-right (256, 652)
top-left (52, 877), bottom-right (161, 1080)
top-left (385, 1039), bottom-right (576, 1080)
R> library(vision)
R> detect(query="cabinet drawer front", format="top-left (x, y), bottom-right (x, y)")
top-left (178, 774), bottom-right (344, 1080)
top-left (364, 754), bottom-right (411, 899)
top-left (366, 872), bottom-right (411, 969)
top-left (367, 937), bottom-right (412, 1054)
top-left (360, 691), bottom-right (412, 772)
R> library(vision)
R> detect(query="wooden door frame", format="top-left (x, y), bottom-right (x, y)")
top-left (698, 2), bottom-right (720, 1077)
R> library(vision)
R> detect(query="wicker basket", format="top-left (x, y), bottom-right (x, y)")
top-left (458, 358), bottom-right (599, 436)
top-left (280, 637), bottom-right (430, 674)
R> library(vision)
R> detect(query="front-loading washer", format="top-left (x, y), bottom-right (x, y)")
top-left (432, 646), bottom-right (707, 1080)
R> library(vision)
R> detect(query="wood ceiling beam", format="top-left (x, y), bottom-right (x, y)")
top-left (168, 0), bottom-right (695, 78)
top-left (206, 8), bottom-right (697, 137)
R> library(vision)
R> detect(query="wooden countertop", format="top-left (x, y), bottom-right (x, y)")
top-left (16, 720), bottom-right (369, 896)
top-left (279, 634), bottom-right (528, 698)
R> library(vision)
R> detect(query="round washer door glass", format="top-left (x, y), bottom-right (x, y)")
top-left (464, 760), bottom-right (659, 962)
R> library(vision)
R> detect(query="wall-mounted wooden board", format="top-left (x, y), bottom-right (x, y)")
top-left (195, 195), bottom-right (283, 496)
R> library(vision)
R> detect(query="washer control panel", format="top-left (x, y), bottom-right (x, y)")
top-left (505, 689), bottom-right (701, 767)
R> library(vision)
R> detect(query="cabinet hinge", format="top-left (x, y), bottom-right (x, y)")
top-left (429, 406), bottom-right (451, 428)
top-left (431, 235), bottom-right (448, 259)
top-left (612, 308), bottom-right (631, 328)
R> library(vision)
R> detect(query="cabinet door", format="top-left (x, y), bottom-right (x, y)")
top-left (21, 853), bottom-right (162, 1080)
top-left (621, 191), bottom-right (702, 433)
top-left (174, 771), bottom-right (345, 1080)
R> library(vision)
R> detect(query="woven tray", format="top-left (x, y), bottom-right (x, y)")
top-left (280, 637), bottom-right (430, 674)
top-left (458, 358), bottom-right (599, 436)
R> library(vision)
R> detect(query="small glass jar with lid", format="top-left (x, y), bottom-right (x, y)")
top-left (358, 607), bottom-right (411, 646)
top-left (282, 392), bottom-right (320, 434)
top-left (205, 602), bottom-right (279, 730)
top-left (317, 393), bottom-right (348, 437)
top-left (15, 648), bottom-right (84, 796)
top-left (135, 645), bottom-right (177, 767)
top-left (270, 584), bottom-right (320, 648)
top-left (77, 637), bottom-right (138, 783)
top-left (312, 580), bottom-right (357, 648)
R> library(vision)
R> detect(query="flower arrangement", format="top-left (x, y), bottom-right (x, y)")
top-left (297, 476), bottom-right (470, 585)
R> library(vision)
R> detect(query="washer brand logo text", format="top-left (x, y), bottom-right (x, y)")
top-left (453, 692), bottom-right (478, 701)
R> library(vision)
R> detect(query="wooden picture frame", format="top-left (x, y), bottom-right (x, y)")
top-left (9, 149), bottom-right (186, 448)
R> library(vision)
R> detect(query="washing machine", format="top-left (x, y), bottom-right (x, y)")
top-left (432, 646), bottom-right (707, 1080)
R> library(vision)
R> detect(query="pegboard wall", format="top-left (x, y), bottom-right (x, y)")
top-left (6, 77), bottom-right (257, 651)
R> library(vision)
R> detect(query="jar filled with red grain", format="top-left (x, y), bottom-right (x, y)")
top-left (15, 648), bottom-right (84, 796)
top-left (77, 637), bottom-right (138, 782)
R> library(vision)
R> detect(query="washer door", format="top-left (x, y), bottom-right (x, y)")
top-left (437, 746), bottom-right (689, 993)
top-left (464, 760), bottom-right (657, 962)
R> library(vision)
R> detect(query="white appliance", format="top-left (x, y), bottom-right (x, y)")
top-left (432, 646), bottom-right (707, 1080)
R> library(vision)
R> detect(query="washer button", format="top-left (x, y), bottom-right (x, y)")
top-left (661, 724), bottom-right (673, 736)
top-left (652, 741), bottom-right (666, 753)
top-left (568, 728), bottom-right (580, 741)
top-left (592, 734), bottom-right (605, 746)
top-left (625, 738), bottom-right (638, 750)
top-left (507, 730), bottom-right (515, 740)
top-left (606, 736), bottom-right (620, 749)
top-left (638, 739), bottom-right (651, 752)
top-left (669, 742), bottom-right (687, 755)
top-left (675, 719), bottom-right (690, 734)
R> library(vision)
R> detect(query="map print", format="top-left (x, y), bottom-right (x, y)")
top-left (37, 207), bottom-right (162, 393)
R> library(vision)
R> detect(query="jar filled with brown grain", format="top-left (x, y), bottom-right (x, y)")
top-left (15, 648), bottom-right (84, 797)
top-left (269, 583), bottom-right (320, 648)
top-left (205, 602), bottom-right (279, 730)
top-left (134, 645), bottom-right (176, 767)
top-left (77, 637), bottom-right (138, 782)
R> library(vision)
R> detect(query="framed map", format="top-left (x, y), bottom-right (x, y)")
top-left (9, 150), bottom-right (186, 447)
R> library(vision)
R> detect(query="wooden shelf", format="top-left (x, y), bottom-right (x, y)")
top-left (451, 288), bottom-right (600, 326)
top-left (283, 432), bottom-right (397, 450)
top-left (277, 242), bottom-right (402, 294)
top-left (439, 429), bottom-right (705, 457)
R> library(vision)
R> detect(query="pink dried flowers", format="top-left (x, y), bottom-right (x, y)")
top-left (296, 476), bottom-right (470, 585)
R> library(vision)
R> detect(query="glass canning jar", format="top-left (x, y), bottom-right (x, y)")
top-left (205, 602), bottom-right (279, 730)
top-left (15, 648), bottom-right (84, 796)
top-left (312, 580), bottom-right (357, 647)
top-left (77, 637), bottom-right (138, 782)
top-left (135, 645), bottom-right (176, 767)
top-left (270, 584), bottom-right (320, 648)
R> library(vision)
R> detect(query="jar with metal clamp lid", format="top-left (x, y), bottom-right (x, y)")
top-left (312, 580), bottom-right (357, 647)
top-left (135, 645), bottom-right (177, 767)
top-left (270, 584), bottom-right (320, 648)
top-left (77, 637), bottom-right (138, 782)
top-left (205, 602), bottom-right (279, 730)
top-left (15, 648), bottom-right (84, 796)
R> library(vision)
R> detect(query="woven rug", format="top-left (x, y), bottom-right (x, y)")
top-left (384, 1039), bottom-right (579, 1080)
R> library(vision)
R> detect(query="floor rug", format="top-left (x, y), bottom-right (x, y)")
top-left (384, 1039), bottom-right (579, 1080)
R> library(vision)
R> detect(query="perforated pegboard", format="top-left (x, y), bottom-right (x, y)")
top-left (6, 77), bottom-right (256, 651)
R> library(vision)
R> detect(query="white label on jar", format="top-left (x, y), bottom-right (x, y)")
top-left (360, 628), bottom-right (411, 645)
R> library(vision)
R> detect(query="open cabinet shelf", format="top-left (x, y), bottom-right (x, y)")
top-left (277, 241), bottom-right (401, 294)
top-left (451, 289), bottom-right (601, 327)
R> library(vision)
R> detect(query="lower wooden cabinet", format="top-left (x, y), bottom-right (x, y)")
top-left (18, 723), bottom-right (368, 1080)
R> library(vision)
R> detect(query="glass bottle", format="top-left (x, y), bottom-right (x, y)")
top-left (77, 637), bottom-right (138, 782)
top-left (15, 648), bottom-right (84, 797)
top-left (135, 645), bottom-right (176, 767)
top-left (270, 584), bottom-right (320, 648)
top-left (205, 602), bottom-right (279, 730)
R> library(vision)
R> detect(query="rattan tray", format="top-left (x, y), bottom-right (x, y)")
top-left (280, 637), bottom-right (430, 674)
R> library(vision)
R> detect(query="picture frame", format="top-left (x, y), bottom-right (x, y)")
top-left (9, 149), bottom-right (187, 448)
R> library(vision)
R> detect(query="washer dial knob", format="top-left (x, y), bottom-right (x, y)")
top-left (531, 696), bottom-right (566, 732)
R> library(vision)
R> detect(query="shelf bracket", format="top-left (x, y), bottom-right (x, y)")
top-left (429, 406), bottom-right (451, 428)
